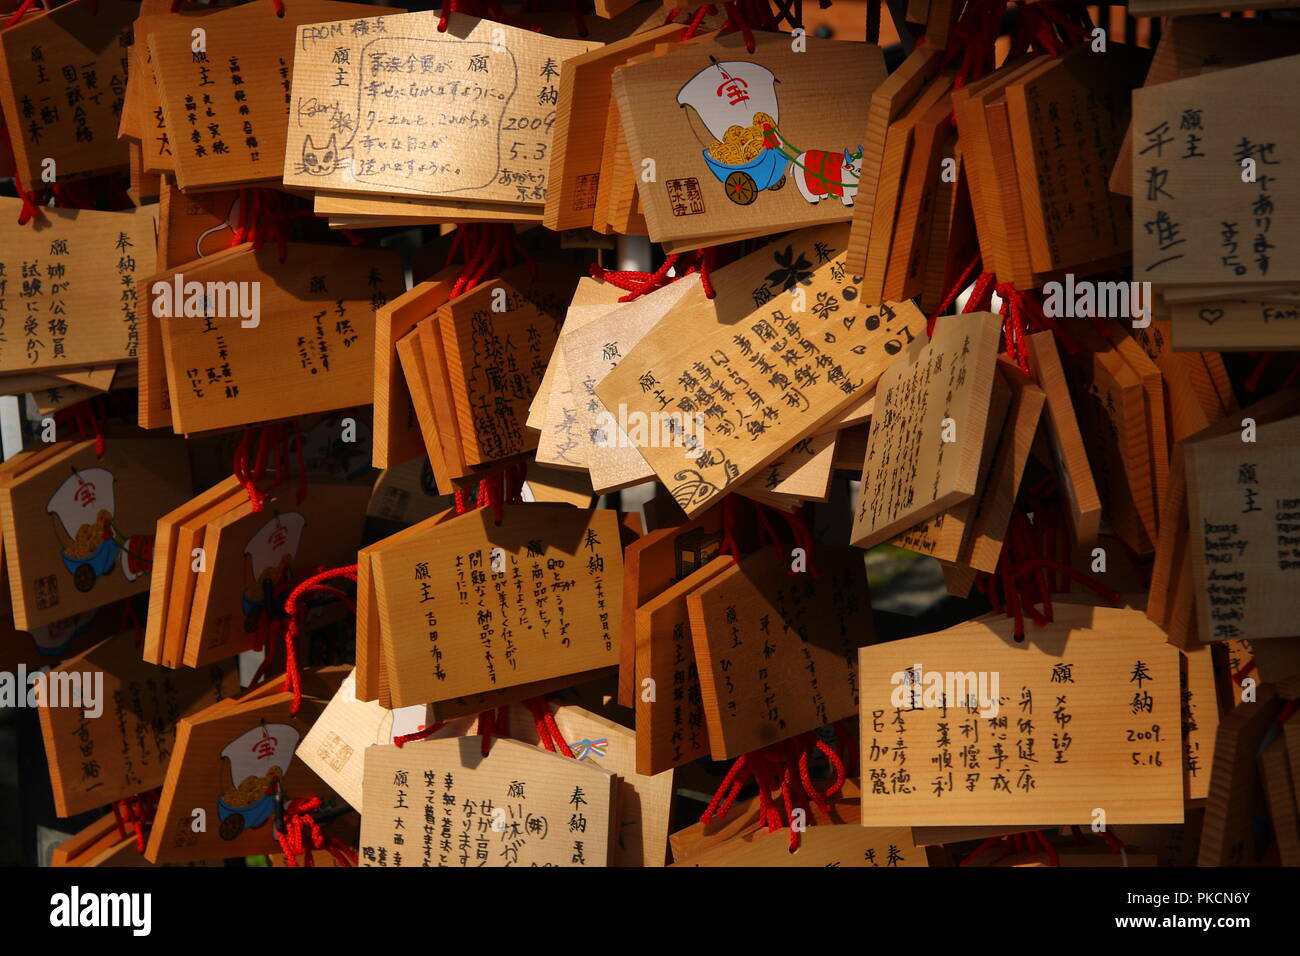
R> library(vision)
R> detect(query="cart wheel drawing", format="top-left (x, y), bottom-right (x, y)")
top-left (724, 171), bottom-right (759, 205)
top-left (768, 175), bottom-right (786, 191)
top-left (220, 814), bottom-right (245, 840)
top-left (73, 564), bottom-right (95, 593)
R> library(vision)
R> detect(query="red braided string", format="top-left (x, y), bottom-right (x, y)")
top-left (700, 733), bottom-right (842, 851)
top-left (281, 565), bottom-right (358, 714)
top-left (720, 0), bottom-right (756, 53)
top-left (393, 721), bottom-right (448, 747)
top-left (275, 796), bottom-right (325, 867)
top-left (53, 399), bottom-right (105, 457)
top-left (718, 496), bottom-right (741, 565)
top-left (927, 253), bottom-right (982, 337)
top-left (783, 506), bottom-right (820, 578)
top-left (524, 698), bottom-right (576, 760)
top-left (678, 3), bottom-right (715, 39)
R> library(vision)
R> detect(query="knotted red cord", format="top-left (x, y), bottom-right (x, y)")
top-left (718, 496), bottom-right (741, 564)
top-left (274, 796), bottom-right (337, 867)
top-left (243, 559), bottom-right (328, 689)
top-left (53, 398), bottom-right (105, 457)
top-left (720, 0), bottom-right (756, 52)
top-left (783, 505), bottom-right (820, 578)
top-left (111, 789), bottom-right (160, 853)
top-left (935, 269), bottom-right (1084, 371)
top-left (446, 224), bottom-right (537, 299)
top-left (927, 253), bottom-right (982, 337)
top-left (976, 506), bottom-right (1121, 640)
top-left (701, 731), bottom-right (848, 851)
top-left (939, 0), bottom-right (1009, 91)
top-left (233, 421), bottom-right (308, 512)
top-left (477, 476), bottom-right (501, 525)
top-left (281, 565), bottom-right (358, 714)
top-left (393, 720), bottom-right (448, 747)
top-left (233, 424), bottom-right (275, 512)
top-left (995, 282), bottom-right (1033, 374)
top-left (2, 0), bottom-right (37, 29)
top-left (462, 461), bottom-right (528, 524)
top-left (960, 829), bottom-right (1059, 866)
top-left (670, 2), bottom-right (715, 39)
top-left (523, 697), bottom-right (576, 758)
top-left (963, 271), bottom-right (998, 314)
top-left (589, 246), bottom-right (718, 303)
top-left (230, 188), bottom-right (306, 262)
top-left (439, 0), bottom-right (475, 30)
top-left (1007, 0), bottom-right (1090, 59)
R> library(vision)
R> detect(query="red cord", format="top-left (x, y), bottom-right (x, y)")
top-left (783, 506), bottom-right (820, 578)
top-left (53, 399), bottom-right (105, 457)
top-left (718, 496), bottom-right (741, 565)
top-left (927, 253), bottom-right (982, 337)
top-left (524, 697), bottom-right (576, 758)
top-left (281, 565), bottom-right (358, 714)
top-left (110, 789), bottom-right (160, 853)
top-left (679, 3), bottom-right (715, 39)
top-left (720, 0), bottom-right (756, 52)
top-left (275, 796), bottom-right (325, 867)
top-left (2, 0), bottom-right (37, 29)
top-left (700, 732), bottom-right (845, 851)
top-left (393, 721), bottom-right (448, 747)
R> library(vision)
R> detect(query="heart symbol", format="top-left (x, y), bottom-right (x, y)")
top-left (1199, 308), bottom-right (1224, 326)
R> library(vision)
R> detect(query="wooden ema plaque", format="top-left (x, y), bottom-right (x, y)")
top-left (359, 736), bottom-right (617, 867)
top-left (183, 481), bottom-right (373, 666)
top-left (687, 547), bottom-right (874, 760)
top-left (596, 223), bottom-right (926, 518)
top-left (369, 503), bottom-right (624, 706)
top-left (0, 0), bottom-right (134, 186)
top-left (857, 616), bottom-right (1184, 827)
top-left (145, 688), bottom-right (336, 863)
top-left (38, 631), bottom-right (238, 817)
top-left (635, 554), bottom-right (730, 775)
top-left (612, 32), bottom-right (886, 246)
top-left (1185, 408), bottom-right (1300, 643)
top-left (283, 11), bottom-right (596, 204)
top-left (153, 242), bottom-right (403, 433)
top-left (1132, 55), bottom-right (1300, 285)
top-left (148, 0), bottom-right (392, 192)
top-left (850, 311), bottom-right (1003, 550)
top-left (0, 199), bottom-right (157, 374)
top-left (483, 700), bottom-right (676, 867)
top-left (0, 436), bottom-right (193, 632)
